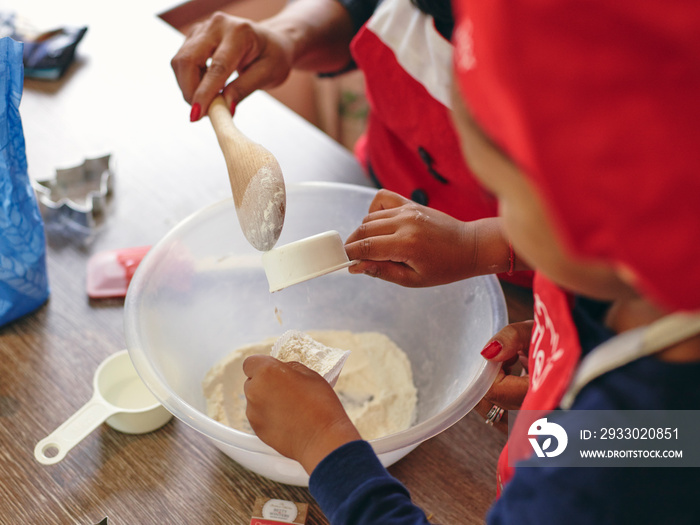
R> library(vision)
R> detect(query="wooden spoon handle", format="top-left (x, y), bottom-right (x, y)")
top-left (208, 95), bottom-right (286, 251)
top-left (208, 96), bottom-right (253, 205)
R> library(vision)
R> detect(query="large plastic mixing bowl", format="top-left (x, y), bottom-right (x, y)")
top-left (124, 182), bottom-right (506, 486)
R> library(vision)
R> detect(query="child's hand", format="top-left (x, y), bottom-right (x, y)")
top-left (243, 355), bottom-right (361, 474)
top-left (345, 190), bottom-right (479, 287)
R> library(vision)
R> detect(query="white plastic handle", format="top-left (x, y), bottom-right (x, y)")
top-left (34, 393), bottom-right (118, 465)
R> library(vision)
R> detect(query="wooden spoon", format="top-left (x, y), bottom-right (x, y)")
top-left (207, 95), bottom-right (286, 251)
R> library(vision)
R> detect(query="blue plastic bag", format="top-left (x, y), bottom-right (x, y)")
top-left (0, 37), bottom-right (49, 326)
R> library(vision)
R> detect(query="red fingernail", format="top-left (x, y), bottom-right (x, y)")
top-left (480, 340), bottom-right (502, 359)
top-left (190, 102), bottom-right (201, 122)
top-left (230, 99), bottom-right (237, 116)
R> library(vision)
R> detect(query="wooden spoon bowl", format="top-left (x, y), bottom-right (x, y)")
top-left (208, 95), bottom-right (286, 251)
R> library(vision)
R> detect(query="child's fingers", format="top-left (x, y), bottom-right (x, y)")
top-left (360, 207), bottom-right (402, 225)
top-left (345, 216), bottom-right (397, 245)
top-left (244, 356), bottom-right (322, 386)
top-left (367, 189), bottom-right (411, 213)
top-left (242, 354), bottom-right (278, 379)
top-left (345, 234), bottom-right (411, 268)
top-left (347, 260), bottom-right (419, 286)
top-left (285, 361), bottom-right (325, 381)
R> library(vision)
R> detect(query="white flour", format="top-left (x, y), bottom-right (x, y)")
top-left (202, 330), bottom-right (417, 440)
top-left (271, 330), bottom-right (350, 385)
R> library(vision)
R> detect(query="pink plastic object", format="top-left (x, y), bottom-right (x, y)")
top-left (86, 246), bottom-right (151, 298)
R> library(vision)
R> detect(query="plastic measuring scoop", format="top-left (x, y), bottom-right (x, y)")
top-left (34, 350), bottom-right (172, 465)
top-left (262, 230), bottom-right (358, 292)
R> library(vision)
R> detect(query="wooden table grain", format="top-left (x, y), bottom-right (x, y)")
top-left (1, 1), bottom-right (529, 523)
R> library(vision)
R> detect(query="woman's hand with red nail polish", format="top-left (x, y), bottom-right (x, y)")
top-left (473, 320), bottom-right (534, 431)
top-left (171, 12), bottom-right (295, 122)
top-left (171, 2), bottom-right (356, 123)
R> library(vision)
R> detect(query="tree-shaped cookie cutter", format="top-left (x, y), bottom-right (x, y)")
top-left (33, 154), bottom-right (114, 243)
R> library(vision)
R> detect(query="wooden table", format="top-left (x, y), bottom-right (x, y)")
top-left (1, 1), bottom-right (526, 523)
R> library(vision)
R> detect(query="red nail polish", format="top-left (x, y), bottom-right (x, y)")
top-left (230, 99), bottom-right (237, 116)
top-left (190, 103), bottom-right (201, 122)
top-left (480, 340), bottom-right (502, 359)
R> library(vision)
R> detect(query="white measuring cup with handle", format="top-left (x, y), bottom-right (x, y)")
top-left (262, 230), bottom-right (358, 292)
top-left (34, 350), bottom-right (172, 465)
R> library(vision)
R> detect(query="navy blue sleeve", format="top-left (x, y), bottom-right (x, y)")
top-left (309, 440), bottom-right (431, 525)
top-left (488, 356), bottom-right (700, 525)
top-left (488, 458), bottom-right (700, 525)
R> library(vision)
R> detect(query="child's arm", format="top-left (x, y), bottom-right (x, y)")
top-left (310, 440), bottom-right (433, 525)
top-left (243, 354), bottom-right (433, 524)
top-left (345, 189), bottom-right (529, 288)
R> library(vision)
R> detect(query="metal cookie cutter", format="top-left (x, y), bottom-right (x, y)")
top-left (33, 154), bottom-right (114, 243)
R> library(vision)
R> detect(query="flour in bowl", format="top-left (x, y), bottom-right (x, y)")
top-left (202, 330), bottom-right (417, 440)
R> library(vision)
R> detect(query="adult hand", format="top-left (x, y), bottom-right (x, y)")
top-left (345, 190), bottom-right (479, 287)
top-left (171, 12), bottom-right (294, 120)
top-left (474, 320), bottom-right (533, 433)
top-left (243, 355), bottom-right (361, 474)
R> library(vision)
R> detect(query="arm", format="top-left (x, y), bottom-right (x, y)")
top-left (262, 0), bottom-right (356, 72)
top-left (243, 355), bottom-right (432, 524)
top-left (171, 0), bottom-right (355, 119)
top-left (310, 441), bottom-right (432, 525)
top-left (344, 189), bottom-right (530, 288)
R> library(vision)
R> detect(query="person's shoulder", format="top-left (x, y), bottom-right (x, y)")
top-left (573, 347), bottom-right (700, 411)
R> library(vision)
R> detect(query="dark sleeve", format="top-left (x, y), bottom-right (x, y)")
top-left (334, 0), bottom-right (382, 34)
top-left (309, 440), bottom-right (431, 525)
top-left (488, 358), bottom-right (700, 525)
top-left (488, 461), bottom-right (700, 525)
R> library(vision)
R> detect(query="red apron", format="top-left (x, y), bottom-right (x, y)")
top-left (349, 0), bottom-right (495, 222)
top-left (349, 0), bottom-right (532, 287)
top-left (496, 272), bottom-right (582, 492)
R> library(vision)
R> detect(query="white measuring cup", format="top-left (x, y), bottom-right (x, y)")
top-left (34, 350), bottom-right (173, 465)
top-left (262, 230), bottom-right (358, 292)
